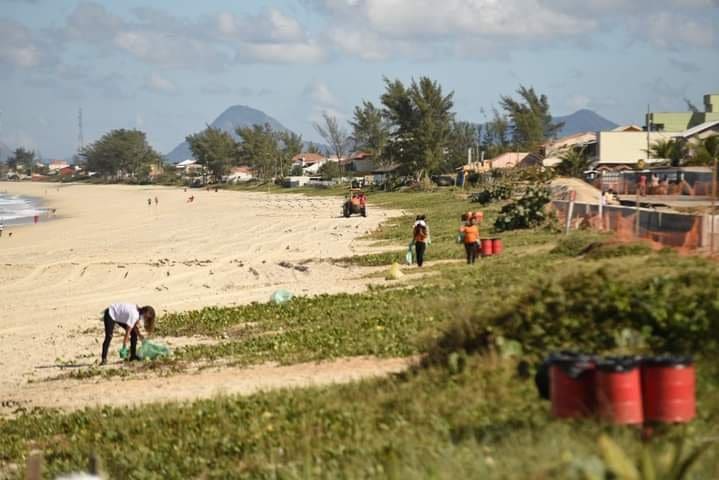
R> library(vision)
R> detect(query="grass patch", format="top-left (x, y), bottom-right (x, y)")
top-left (3, 356), bottom-right (718, 479)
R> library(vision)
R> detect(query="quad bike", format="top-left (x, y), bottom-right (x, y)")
top-left (342, 188), bottom-right (367, 217)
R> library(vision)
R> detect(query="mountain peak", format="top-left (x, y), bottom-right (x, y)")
top-left (166, 105), bottom-right (289, 163)
top-left (553, 109), bottom-right (618, 137)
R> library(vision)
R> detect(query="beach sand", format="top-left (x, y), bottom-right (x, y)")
top-left (0, 182), bottom-right (403, 409)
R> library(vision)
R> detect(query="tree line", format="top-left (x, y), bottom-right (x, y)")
top-left (3, 77), bottom-right (566, 181)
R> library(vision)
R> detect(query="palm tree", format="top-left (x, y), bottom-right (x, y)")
top-left (647, 138), bottom-right (683, 166)
top-left (555, 147), bottom-right (591, 178)
top-left (686, 136), bottom-right (719, 166)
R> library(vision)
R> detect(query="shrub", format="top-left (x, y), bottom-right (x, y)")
top-left (427, 265), bottom-right (719, 365)
top-left (493, 184), bottom-right (551, 231)
top-left (470, 183), bottom-right (513, 205)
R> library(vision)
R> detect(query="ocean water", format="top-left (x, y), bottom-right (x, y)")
top-left (0, 192), bottom-right (45, 225)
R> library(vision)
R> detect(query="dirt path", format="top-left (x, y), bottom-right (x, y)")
top-left (2, 356), bottom-right (416, 414)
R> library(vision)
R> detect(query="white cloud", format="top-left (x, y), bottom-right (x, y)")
top-left (144, 72), bottom-right (176, 94)
top-left (309, 0), bottom-right (717, 59)
top-left (304, 80), bottom-right (345, 123)
top-left (643, 12), bottom-right (714, 48)
top-left (0, 19), bottom-right (47, 68)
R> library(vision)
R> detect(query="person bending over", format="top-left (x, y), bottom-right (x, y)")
top-left (100, 303), bottom-right (156, 365)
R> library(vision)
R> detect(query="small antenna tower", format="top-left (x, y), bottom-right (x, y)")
top-left (78, 107), bottom-right (84, 152)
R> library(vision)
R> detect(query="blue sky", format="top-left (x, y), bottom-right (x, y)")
top-left (0, 0), bottom-right (717, 158)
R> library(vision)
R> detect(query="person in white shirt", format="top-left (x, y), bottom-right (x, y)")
top-left (100, 303), bottom-right (156, 365)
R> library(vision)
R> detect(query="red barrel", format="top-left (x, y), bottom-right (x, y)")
top-left (595, 358), bottom-right (643, 425)
top-left (642, 356), bottom-right (695, 423)
top-left (491, 238), bottom-right (503, 255)
top-left (480, 238), bottom-right (493, 256)
top-left (550, 355), bottom-right (596, 418)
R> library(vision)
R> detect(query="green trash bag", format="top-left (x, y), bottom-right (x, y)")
top-left (405, 248), bottom-right (413, 265)
top-left (119, 345), bottom-right (129, 360)
top-left (137, 340), bottom-right (170, 360)
top-left (271, 289), bottom-right (294, 305)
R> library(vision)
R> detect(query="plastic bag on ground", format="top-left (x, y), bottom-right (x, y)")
top-left (137, 340), bottom-right (170, 360)
top-left (385, 262), bottom-right (404, 280)
top-left (405, 249), bottom-right (413, 265)
top-left (119, 345), bottom-right (129, 360)
top-left (271, 289), bottom-right (294, 305)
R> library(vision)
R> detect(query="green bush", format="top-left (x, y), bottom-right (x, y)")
top-left (493, 184), bottom-right (551, 231)
top-left (470, 183), bottom-right (513, 204)
top-left (428, 264), bottom-right (719, 364)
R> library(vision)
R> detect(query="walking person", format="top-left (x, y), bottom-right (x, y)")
top-left (100, 303), bottom-right (156, 365)
top-left (412, 215), bottom-right (429, 267)
top-left (460, 215), bottom-right (480, 264)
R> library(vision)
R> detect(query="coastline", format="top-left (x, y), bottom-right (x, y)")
top-left (0, 181), bottom-right (400, 394)
top-left (0, 188), bottom-right (52, 226)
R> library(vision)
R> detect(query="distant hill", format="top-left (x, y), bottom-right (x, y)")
top-left (552, 109), bottom-right (618, 137)
top-left (166, 105), bottom-right (291, 163)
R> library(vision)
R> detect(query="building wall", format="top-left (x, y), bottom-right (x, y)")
top-left (704, 94), bottom-right (719, 112)
top-left (598, 131), bottom-right (679, 165)
top-left (648, 111), bottom-right (719, 132)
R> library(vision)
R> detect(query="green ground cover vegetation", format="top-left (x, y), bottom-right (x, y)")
top-left (2, 188), bottom-right (719, 479)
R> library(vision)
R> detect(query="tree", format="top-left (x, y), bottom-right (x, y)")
top-left (381, 76), bottom-right (455, 180)
top-left (482, 109), bottom-right (511, 159)
top-left (277, 130), bottom-right (303, 178)
top-left (687, 136), bottom-right (719, 166)
top-left (305, 143), bottom-right (324, 155)
top-left (350, 100), bottom-right (389, 163)
top-left (9, 147), bottom-right (36, 175)
top-left (236, 123), bottom-right (279, 180)
top-left (555, 147), bottom-right (591, 178)
top-left (499, 86), bottom-right (563, 152)
top-left (445, 121), bottom-right (481, 172)
top-left (647, 138), bottom-right (683, 165)
top-left (317, 160), bottom-right (341, 179)
top-left (186, 127), bottom-right (236, 182)
top-left (82, 129), bottom-right (160, 179)
top-left (314, 112), bottom-right (350, 169)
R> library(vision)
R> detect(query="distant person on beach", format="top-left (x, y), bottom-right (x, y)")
top-left (100, 303), bottom-right (156, 365)
top-left (187, 195), bottom-right (195, 203)
top-left (154, 196), bottom-right (159, 206)
top-left (0, 221), bottom-right (3, 237)
top-left (147, 198), bottom-right (152, 206)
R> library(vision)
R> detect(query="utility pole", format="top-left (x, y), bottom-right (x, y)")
top-left (78, 107), bottom-right (84, 154)
top-left (712, 155), bottom-right (717, 254)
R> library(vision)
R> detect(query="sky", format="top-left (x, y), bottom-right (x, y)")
top-left (0, 0), bottom-right (717, 159)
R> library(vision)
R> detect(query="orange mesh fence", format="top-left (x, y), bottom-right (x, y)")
top-left (552, 201), bottom-right (706, 250)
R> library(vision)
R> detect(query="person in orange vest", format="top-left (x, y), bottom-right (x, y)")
top-left (460, 215), bottom-right (480, 264)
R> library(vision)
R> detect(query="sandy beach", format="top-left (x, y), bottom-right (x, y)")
top-left (0, 182), bottom-right (400, 407)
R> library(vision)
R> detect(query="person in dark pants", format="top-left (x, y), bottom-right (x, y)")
top-left (460, 217), bottom-right (479, 264)
top-left (101, 303), bottom-right (156, 365)
top-left (412, 215), bottom-right (429, 267)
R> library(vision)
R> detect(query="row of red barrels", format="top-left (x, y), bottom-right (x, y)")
top-left (480, 238), bottom-right (503, 256)
top-left (537, 353), bottom-right (695, 425)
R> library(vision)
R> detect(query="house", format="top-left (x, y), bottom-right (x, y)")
top-left (343, 152), bottom-right (376, 174)
top-left (612, 125), bottom-right (643, 132)
top-left (48, 160), bottom-right (70, 173)
top-left (58, 166), bottom-right (75, 177)
top-left (647, 93), bottom-right (719, 132)
top-left (542, 132), bottom-right (598, 168)
top-left (291, 153), bottom-right (326, 169)
top-left (680, 120), bottom-right (719, 142)
top-left (175, 159), bottom-right (202, 175)
top-left (486, 152), bottom-right (531, 169)
top-left (596, 131), bottom-right (680, 169)
top-left (226, 165), bottom-right (254, 183)
top-left (371, 164), bottom-right (401, 185)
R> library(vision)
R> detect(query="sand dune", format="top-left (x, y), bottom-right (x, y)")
top-left (0, 183), bottom-right (401, 400)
